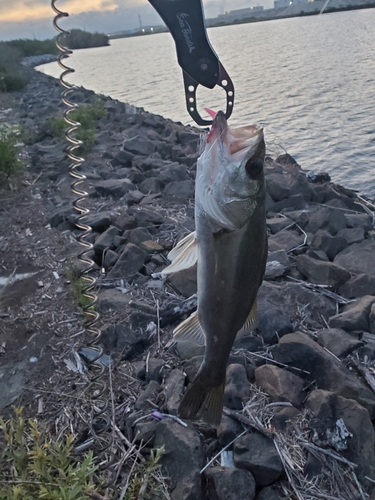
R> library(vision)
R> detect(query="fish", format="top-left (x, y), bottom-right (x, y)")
top-left (161, 110), bottom-right (268, 425)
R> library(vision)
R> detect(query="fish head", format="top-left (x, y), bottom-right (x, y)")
top-left (196, 110), bottom-right (266, 230)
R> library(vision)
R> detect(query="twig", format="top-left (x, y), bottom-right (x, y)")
top-left (200, 429), bottom-right (248, 473)
top-left (247, 351), bottom-right (310, 375)
top-left (223, 407), bottom-right (273, 438)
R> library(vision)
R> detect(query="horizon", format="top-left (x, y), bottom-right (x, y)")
top-left (0, 0), bottom-right (274, 42)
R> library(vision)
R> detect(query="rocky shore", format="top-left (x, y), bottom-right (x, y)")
top-left (1, 67), bottom-right (375, 499)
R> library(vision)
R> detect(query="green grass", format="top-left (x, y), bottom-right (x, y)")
top-left (0, 408), bottom-right (97, 500)
top-left (66, 266), bottom-right (96, 310)
top-left (0, 126), bottom-right (23, 181)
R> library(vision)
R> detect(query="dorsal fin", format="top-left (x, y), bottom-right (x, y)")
top-left (160, 231), bottom-right (198, 276)
top-left (173, 310), bottom-right (205, 345)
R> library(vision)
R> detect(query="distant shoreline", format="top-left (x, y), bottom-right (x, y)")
top-left (110, 2), bottom-right (375, 39)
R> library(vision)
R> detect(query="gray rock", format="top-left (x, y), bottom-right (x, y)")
top-left (165, 369), bottom-right (185, 415)
top-left (164, 179), bottom-right (195, 199)
top-left (306, 248), bottom-right (329, 261)
top-left (174, 340), bottom-right (205, 360)
top-left (49, 206), bottom-right (72, 227)
top-left (134, 420), bottom-right (158, 445)
top-left (79, 212), bottom-right (112, 232)
top-left (94, 178), bottom-right (135, 197)
top-left (135, 380), bottom-right (161, 410)
top-left (127, 167), bottom-right (145, 184)
top-left (329, 295), bottom-right (375, 331)
top-left (108, 243), bottom-right (147, 277)
top-left (139, 240), bottom-right (164, 253)
top-left (101, 322), bottom-right (150, 357)
top-left (338, 274), bottom-right (375, 299)
top-left (124, 190), bottom-right (144, 206)
top-left (255, 364), bottom-right (305, 407)
top-left (345, 213), bottom-right (373, 231)
top-left (268, 194), bottom-right (307, 212)
top-left (334, 239), bottom-right (375, 278)
top-left (311, 230), bottom-right (348, 260)
top-left (257, 299), bottom-right (293, 344)
top-left (273, 332), bottom-right (375, 418)
top-left (183, 356), bottom-right (204, 382)
top-left (112, 149), bottom-right (133, 166)
top-left (337, 227), bottom-right (365, 245)
top-left (255, 486), bottom-right (283, 500)
top-left (266, 171), bottom-right (312, 202)
top-left (113, 213), bottom-right (137, 231)
top-left (139, 177), bottom-right (163, 194)
top-left (145, 358), bottom-right (165, 383)
top-left (271, 407), bottom-right (301, 432)
top-left (317, 328), bottom-right (364, 357)
top-left (123, 135), bottom-right (157, 156)
top-left (233, 432), bottom-right (284, 487)
top-left (217, 415), bottom-right (244, 447)
top-left (128, 227), bottom-right (153, 246)
top-left (169, 265), bottom-right (197, 297)
top-left (305, 207), bottom-right (347, 235)
top-left (268, 230), bottom-right (305, 253)
top-left (224, 364), bottom-right (250, 410)
top-left (306, 389), bottom-right (375, 484)
top-left (154, 420), bottom-right (203, 499)
top-left (266, 217), bottom-right (292, 234)
top-left (97, 289), bottom-right (130, 313)
top-left (158, 163), bottom-right (188, 184)
top-left (205, 466), bottom-right (256, 500)
top-left (93, 226), bottom-right (120, 253)
top-left (296, 254), bottom-right (350, 290)
top-left (258, 281), bottom-right (336, 329)
top-left (370, 304), bottom-right (375, 334)
top-left (103, 249), bottom-right (118, 269)
top-left (128, 207), bottom-right (165, 226)
top-left (130, 311), bottom-right (157, 331)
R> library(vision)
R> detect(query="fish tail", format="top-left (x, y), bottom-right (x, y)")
top-left (178, 375), bottom-right (225, 426)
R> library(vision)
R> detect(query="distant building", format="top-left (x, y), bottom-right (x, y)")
top-left (274, 0), bottom-right (314, 8)
top-left (216, 5), bottom-right (265, 23)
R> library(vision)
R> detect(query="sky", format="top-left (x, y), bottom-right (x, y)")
top-left (0, 0), bottom-right (273, 41)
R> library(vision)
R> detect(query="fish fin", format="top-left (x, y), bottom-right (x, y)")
top-left (173, 310), bottom-right (205, 345)
top-left (160, 231), bottom-right (198, 276)
top-left (178, 376), bottom-right (225, 426)
top-left (237, 300), bottom-right (258, 336)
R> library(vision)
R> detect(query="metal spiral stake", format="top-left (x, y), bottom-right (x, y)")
top-left (52, 1), bottom-right (116, 489)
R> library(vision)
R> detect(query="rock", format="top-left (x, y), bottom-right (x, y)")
top-left (268, 194), bottom-right (307, 212)
top-left (310, 230), bottom-right (348, 260)
top-left (135, 380), bottom-right (161, 410)
top-left (164, 369), bottom-right (186, 415)
top-left (296, 254), bottom-right (350, 289)
top-left (266, 217), bottom-right (292, 234)
top-left (158, 163), bottom-right (188, 183)
top-left (108, 243), bottom-right (147, 277)
top-left (257, 299), bottom-right (293, 344)
top-left (217, 415), bottom-right (244, 447)
top-left (130, 311), bottom-right (157, 331)
top-left (317, 328), bottom-right (364, 357)
top-left (258, 282), bottom-right (336, 329)
top-left (145, 358), bottom-right (165, 383)
top-left (273, 332), bottom-right (375, 417)
top-left (338, 274), bottom-right (375, 299)
top-left (169, 265), bottom-right (197, 297)
top-left (265, 171), bottom-right (312, 202)
top-left (233, 432), bottom-right (284, 487)
top-left (255, 487), bottom-right (283, 500)
top-left (306, 248), bottom-right (329, 261)
top-left (303, 452), bottom-right (322, 480)
top-left (305, 207), bottom-right (347, 235)
top-left (127, 167), bottom-right (145, 184)
top-left (139, 177), bottom-right (163, 194)
top-left (370, 304), bottom-right (375, 334)
top-left (80, 211), bottom-right (112, 232)
top-left (101, 322), bottom-right (150, 357)
top-left (268, 230), bottom-right (305, 253)
top-left (224, 364), bottom-right (250, 410)
top-left (345, 213), bottom-right (373, 231)
top-left (175, 340), bottom-right (205, 360)
top-left (93, 226), bottom-right (120, 253)
top-left (306, 389), bottom-right (375, 484)
top-left (328, 295), bottom-right (375, 331)
top-left (139, 240), bottom-right (164, 253)
top-left (205, 466), bottom-right (256, 500)
top-left (113, 213), bottom-right (137, 231)
top-left (334, 240), bottom-right (375, 278)
top-left (128, 227), bottom-right (153, 246)
top-left (103, 249), bottom-right (118, 269)
top-left (164, 180), bottom-right (195, 199)
top-left (97, 289), bottom-right (130, 313)
top-left (154, 420), bottom-right (203, 499)
top-left (336, 227), bottom-right (365, 245)
top-left (49, 206), bottom-right (72, 227)
top-left (123, 135), bottom-right (157, 156)
top-left (134, 420), bottom-right (158, 445)
top-left (233, 335), bottom-right (263, 352)
top-left (271, 407), bottom-right (301, 432)
top-left (255, 365), bottom-right (305, 407)
top-left (128, 207), bottom-right (165, 226)
top-left (124, 190), bottom-right (145, 206)
top-left (112, 149), bottom-right (133, 166)
top-left (94, 178), bottom-right (135, 197)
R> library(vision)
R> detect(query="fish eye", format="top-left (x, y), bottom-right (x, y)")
top-left (245, 158), bottom-right (263, 179)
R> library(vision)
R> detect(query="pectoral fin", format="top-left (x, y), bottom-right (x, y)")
top-left (173, 310), bottom-right (205, 345)
top-left (237, 300), bottom-right (258, 337)
top-left (160, 231), bottom-right (198, 277)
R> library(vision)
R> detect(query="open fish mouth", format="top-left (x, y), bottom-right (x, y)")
top-left (206, 109), bottom-right (263, 155)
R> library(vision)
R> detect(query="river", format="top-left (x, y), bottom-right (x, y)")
top-left (37, 9), bottom-right (375, 197)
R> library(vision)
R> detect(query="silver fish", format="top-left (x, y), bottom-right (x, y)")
top-left (162, 110), bottom-right (267, 425)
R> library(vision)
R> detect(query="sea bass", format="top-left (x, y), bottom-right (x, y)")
top-left (162, 110), bottom-right (267, 425)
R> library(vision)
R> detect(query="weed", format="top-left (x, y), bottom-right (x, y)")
top-left (0, 408), bottom-right (97, 499)
top-left (0, 126), bottom-right (22, 182)
top-left (66, 266), bottom-right (96, 310)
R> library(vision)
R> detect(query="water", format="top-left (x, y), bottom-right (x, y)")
top-left (38, 9), bottom-right (375, 197)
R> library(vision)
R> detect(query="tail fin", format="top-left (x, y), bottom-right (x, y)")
top-left (178, 375), bottom-right (225, 426)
